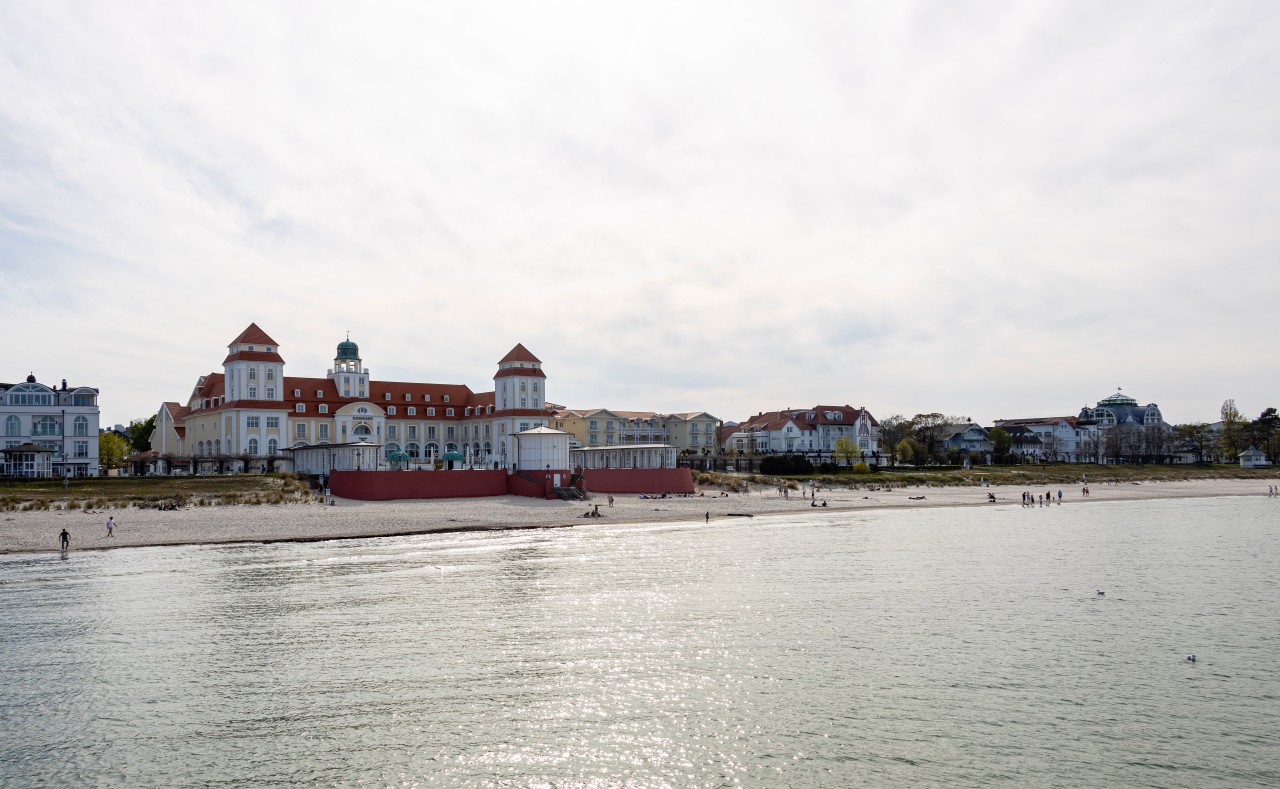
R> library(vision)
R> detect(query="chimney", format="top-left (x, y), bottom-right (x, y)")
top-left (62, 379), bottom-right (68, 391)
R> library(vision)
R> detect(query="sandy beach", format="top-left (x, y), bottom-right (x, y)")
top-left (2, 477), bottom-right (1274, 556)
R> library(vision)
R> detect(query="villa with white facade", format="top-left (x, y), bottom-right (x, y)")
top-left (1, 374), bottom-right (100, 477)
top-left (720, 405), bottom-right (881, 461)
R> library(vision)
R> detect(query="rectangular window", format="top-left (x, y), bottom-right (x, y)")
top-left (319, 424), bottom-right (329, 439)
top-left (248, 386), bottom-right (257, 398)
top-left (296, 423), bottom-right (306, 438)
top-left (427, 426), bottom-right (436, 440)
top-left (387, 425), bottom-right (397, 439)
top-left (408, 426), bottom-right (417, 439)
top-left (590, 433), bottom-right (599, 444)
top-left (589, 420), bottom-right (598, 430)
top-left (266, 417), bottom-right (279, 428)
top-left (247, 417), bottom-right (260, 428)
top-left (266, 387), bottom-right (275, 399)
top-left (385, 393), bottom-right (391, 400)
top-left (74, 441), bottom-right (88, 458)
top-left (443, 395), bottom-right (450, 403)
top-left (446, 427), bottom-right (455, 440)
top-left (519, 422), bottom-right (530, 432)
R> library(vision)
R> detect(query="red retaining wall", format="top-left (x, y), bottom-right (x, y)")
top-left (580, 468), bottom-right (695, 495)
top-left (328, 470), bottom-right (508, 501)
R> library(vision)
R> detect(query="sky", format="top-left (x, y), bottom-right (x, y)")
top-left (2, 1), bottom-right (1277, 429)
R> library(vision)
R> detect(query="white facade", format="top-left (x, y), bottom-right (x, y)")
top-left (512, 427), bottom-right (572, 471)
top-left (1, 375), bottom-right (100, 477)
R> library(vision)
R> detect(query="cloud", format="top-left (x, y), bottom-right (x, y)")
top-left (1, 1), bottom-right (1277, 427)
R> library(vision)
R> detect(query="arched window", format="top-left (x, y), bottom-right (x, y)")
top-left (384, 442), bottom-right (401, 458)
top-left (248, 438), bottom-right (259, 455)
top-left (214, 439), bottom-right (221, 455)
top-left (4, 415), bottom-right (19, 436)
top-left (426, 442), bottom-right (438, 457)
top-left (406, 442), bottom-right (420, 459)
top-left (267, 438), bottom-right (278, 455)
top-left (484, 441), bottom-right (491, 456)
top-left (248, 368), bottom-right (256, 380)
top-left (292, 441), bottom-right (306, 448)
top-left (446, 443), bottom-right (458, 453)
top-left (74, 416), bottom-right (88, 436)
top-left (34, 416), bottom-right (58, 436)
top-left (353, 424), bottom-right (372, 438)
top-left (472, 442), bottom-right (481, 457)
top-left (266, 368), bottom-right (274, 381)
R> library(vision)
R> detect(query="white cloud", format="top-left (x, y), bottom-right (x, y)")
top-left (1, 0), bottom-right (1277, 427)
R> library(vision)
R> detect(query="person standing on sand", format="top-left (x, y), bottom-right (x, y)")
top-left (705, 511), bottom-right (709, 523)
top-left (59, 529), bottom-right (69, 550)
top-left (106, 516), bottom-right (115, 537)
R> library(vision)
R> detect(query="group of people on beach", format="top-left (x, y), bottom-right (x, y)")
top-left (1022, 490), bottom-right (1064, 507)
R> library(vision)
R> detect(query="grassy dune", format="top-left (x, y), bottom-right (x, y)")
top-left (0, 474), bottom-right (320, 511)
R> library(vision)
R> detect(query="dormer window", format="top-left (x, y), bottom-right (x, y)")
top-left (405, 393), bottom-right (411, 401)
top-left (384, 393), bottom-right (391, 401)
top-left (443, 395), bottom-right (450, 403)
top-left (266, 346), bottom-right (272, 352)
top-left (248, 345), bottom-right (255, 351)
top-left (465, 407), bottom-right (472, 416)
top-left (318, 404), bottom-right (328, 414)
top-left (407, 407), bottom-right (416, 415)
top-left (446, 408), bottom-right (455, 417)
top-left (293, 389), bottom-right (301, 397)
top-left (388, 406), bottom-right (396, 415)
top-left (427, 407), bottom-right (436, 416)
top-left (424, 394), bottom-right (430, 402)
top-left (295, 404), bottom-right (306, 413)
top-left (315, 390), bottom-right (323, 398)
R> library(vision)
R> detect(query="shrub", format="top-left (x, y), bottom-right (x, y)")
top-left (851, 462), bottom-right (871, 474)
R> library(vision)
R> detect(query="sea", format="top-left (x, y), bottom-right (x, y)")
top-left (1, 496), bottom-right (1277, 788)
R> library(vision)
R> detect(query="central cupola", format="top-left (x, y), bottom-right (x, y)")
top-left (329, 333), bottom-right (368, 398)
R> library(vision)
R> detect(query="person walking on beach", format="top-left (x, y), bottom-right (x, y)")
top-left (59, 529), bottom-right (69, 550)
top-left (1057, 490), bottom-right (1063, 504)
top-left (106, 516), bottom-right (115, 537)
top-left (607, 495), bottom-right (614, 508)
top-left (705, 511), bottom-right (709, 523)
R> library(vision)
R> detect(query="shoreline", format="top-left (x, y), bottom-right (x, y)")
top-left (2, 478), bottom-right (1274, 557)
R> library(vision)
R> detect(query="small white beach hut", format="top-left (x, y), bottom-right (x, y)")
top-left (1238, 446), bottom-right (1270, 468)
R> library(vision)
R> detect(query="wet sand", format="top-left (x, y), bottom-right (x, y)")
top-left (2, 478), bottom-right (1274, 555)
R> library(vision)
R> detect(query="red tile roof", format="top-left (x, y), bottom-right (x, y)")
top-left (230, 323), bottom-right (278, 347)
top-left (222, 351), bottom-right (286, 364)
top-left (493, 367), bottom-right (546, 379)
top-left (498, 344), bottom-right (541, 364)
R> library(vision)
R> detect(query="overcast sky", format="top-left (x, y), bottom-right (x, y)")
top-left (2, 1), bottom-right (1277, 429)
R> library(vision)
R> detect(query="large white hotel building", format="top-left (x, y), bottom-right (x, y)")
top-left (151, 324), bottom-right (551, 473)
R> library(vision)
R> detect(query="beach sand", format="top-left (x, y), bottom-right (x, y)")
top-left (2, 478), bottom-right (1274, 555)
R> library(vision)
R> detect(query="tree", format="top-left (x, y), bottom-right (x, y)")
top-left (833, 436), bottom-right (859, 467)
top-left (989, 427), bottom-right (1014, 462)
top-left (128, 414), bottom-right (157, 453)
top-left (99, 432), bottom-right (130, 471)
top-left (1250, 407), bottom-right (1279, 461)
top-left (1174, 423), bottom-right (1214, 463)
top-left (910, 413), bottom-right (954, 461)
top-left (1219, 399), bottom-right (1247, 459)
top-left (876, 414), bottom-right (911, 467)
top-left (896, 437), bottom-right (926, 465)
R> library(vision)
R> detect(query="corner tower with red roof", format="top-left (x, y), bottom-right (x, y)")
top-left (222, 323), bottom-right (285, 403)
top-left (492, 343), bottom-right (548, 468)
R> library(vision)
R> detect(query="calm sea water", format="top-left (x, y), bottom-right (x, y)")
top-left (2, 496), bottom-right (1278, 788)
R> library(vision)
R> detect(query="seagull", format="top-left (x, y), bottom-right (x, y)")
top-left (1186, 654), bottom-right (1197, 662)
top-left (1097, 590), bottom-right (1105, 596)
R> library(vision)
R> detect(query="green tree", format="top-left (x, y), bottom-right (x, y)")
top-left (99, 432), bottom-right (130, 471)
top-left (1250, 407), bottom-right (1279, 461)
top-left (833, 436), bottom-right (859, 467)
top-left (1219, 399), bottom-right (1246, 459)
top-left (989, 427), bottom-right (1013, 462)
top-left (896, 437), bottom-right (926, 465)
top-left (129, 414), bottom-right (157, 453)
top-left (876, 414), bottom-right (911, 467)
